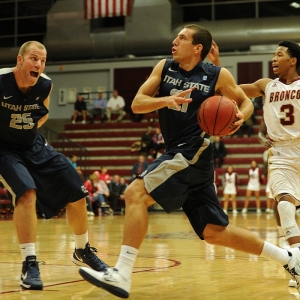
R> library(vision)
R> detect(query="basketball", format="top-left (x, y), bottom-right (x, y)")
top-left (197, 95), bottom-right (238, 136)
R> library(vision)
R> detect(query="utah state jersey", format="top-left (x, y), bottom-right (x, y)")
top-left (0, 68), bottom-right (52, 149)
top-left (158, 59), bottom-right (221, 151)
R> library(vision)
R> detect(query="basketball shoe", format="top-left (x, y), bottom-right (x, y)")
top-left (79, 267), bottom-right (131, 299)
top-left (72, 242), bottom-right (109, 272)
top-left (283, 247), bottom-right (300, 292)
top-left (20, 256), bottom-right (43, 290)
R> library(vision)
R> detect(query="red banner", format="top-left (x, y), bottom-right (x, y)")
top-left (84, 0), bottom-right (134, 19)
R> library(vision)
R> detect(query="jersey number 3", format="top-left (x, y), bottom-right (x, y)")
top-left (280, 104), bottom-right (294, 125)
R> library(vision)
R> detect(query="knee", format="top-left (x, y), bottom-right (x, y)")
top-left (17, 189), bottom-right (36, 207)
top-left (124, 182), bottom-right (151, 207)
top-left (203, 224), bottom-right (226, 245)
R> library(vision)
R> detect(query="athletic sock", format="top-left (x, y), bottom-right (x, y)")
top-left (260, 241), bottom-right (290, 265)
top-left (20, 243), bottom-right (36, 261)
top-left (74, 231), bottom-right (88, 249)
top-left (115, 245), bottom-right (138, 280)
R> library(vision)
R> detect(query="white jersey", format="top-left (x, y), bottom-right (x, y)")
top-left (264, 78), bottom-right (300, 141)
top-left (247, 167), bottom-right (260, 191)
top-left (223, 172), bottom-right (237, 195)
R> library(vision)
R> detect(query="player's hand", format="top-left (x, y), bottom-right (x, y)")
top-left (258, 132), bottom-right (273, 148)
top-left (226, 101), bottom-right (243, 135)
top-left (166, 88), bottom-right (194, 111)
top-left (207, 41), bottom-right (221, 66)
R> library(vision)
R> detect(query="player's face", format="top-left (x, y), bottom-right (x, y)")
top-left (172, 28), bottom-right (198, 63)
top-left (272, 46), bottom-right (294, 77)
top-left (18, 44), bottom-right (47, 87)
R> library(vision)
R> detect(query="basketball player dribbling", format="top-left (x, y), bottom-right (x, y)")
top-left (79, 25), bottom-right (300, 298)
top-left (0, 41), bottom-right (108, 290)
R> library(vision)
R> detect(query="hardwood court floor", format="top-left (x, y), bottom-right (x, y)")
top-left (0, 211), bottom-right (299, 300)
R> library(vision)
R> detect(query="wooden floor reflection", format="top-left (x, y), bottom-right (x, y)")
top-left (0, 211), bottom-right (299, 300)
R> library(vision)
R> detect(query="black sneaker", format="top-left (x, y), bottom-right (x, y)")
top-left (72, 242), bottom-right (109, 272)
top-left (20, 256), bottom-right (43, 290)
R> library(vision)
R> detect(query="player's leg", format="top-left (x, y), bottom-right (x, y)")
top-left (0, 154), bottom-right (43, 290)
top-left (79, 178), bottom-right (155, 298)
top-left (242, 189), bottom-right (251, 213)
top-left (231, 194), bottom-right (238, 214)
top-left (255, 190), bottom-right (261, 214)
top-left (203, 222), bottom-right (300, 282)
top-left (223, 194), bottom-right (229, 213)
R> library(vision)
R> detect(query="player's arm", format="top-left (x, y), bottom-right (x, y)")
top-left (216, 68), bottom-right (254, 128)
top-left (239, 78), bottom-right (271, 98)
top-left (132, 59), bottom-right (193, 113)
top-left (207, 41), bottom-right (221, 66)
top-left (258, 116), bottom-right (273, 148)
top-left (38, 84), bottom-right (53, 128)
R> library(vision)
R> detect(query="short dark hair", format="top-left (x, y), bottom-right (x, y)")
top-left (184, 24), bottom-right (212, 61)
top-left (278, 40), bottom-right (300, 69)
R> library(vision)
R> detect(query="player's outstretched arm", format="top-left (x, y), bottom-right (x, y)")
top-left (132, 59), bottom-right (193, 113)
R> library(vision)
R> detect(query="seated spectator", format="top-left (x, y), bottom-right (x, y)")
top-left (212, 136), bottom-right (227, 168)
top-left (99, 167), bottom-right (111, 184)
top-left (106, 89), bottom-right (126, 122)
top-left (83, 175), bottom-right (96, 216)
top-left (68, 154), bottom-right (83, 175)
top-left (130, 155), bottom-right (149, 183)
top-left (119, 177), bottom-right (128, 201)
top-left (151, 127), bottom-right (165, 158)
top-left (107, 174), bottom-right (122, 214)
top-left (89, 173), bottom-right (110, 215)
top-left (89, 92), bottom-right (107, 123)
top-left (72, 94), bottom-right (87, 124)
top-left (140, 126), bottom-right (153, 156)
top-left (119, 177), bottom-right (128, 214)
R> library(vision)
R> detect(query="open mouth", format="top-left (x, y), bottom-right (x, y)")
top-left (30, 71), bottom-right (38, 77)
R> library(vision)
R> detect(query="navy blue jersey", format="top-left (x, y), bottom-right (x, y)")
top-left (158, 59), bottom-right (221, 151)
top-left (0, 68), bottom-right (51, 149)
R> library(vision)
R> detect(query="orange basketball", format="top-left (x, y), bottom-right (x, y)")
top-left (197, 95), bottom-right (238, 136)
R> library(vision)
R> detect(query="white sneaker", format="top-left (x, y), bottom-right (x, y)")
top-left (284, 248), bottom-right (300, 292)
top-left (241, 208), bottom-right (247, 214)
top-left (288, 278), bottom-right (297, 287)
top-left (223, 209), bottom-right (227, 214)
top-left (79, 267), bottom-right (131, 298)
top-left (87, 211), bottom-right (95, 216)
top-left (256, 209), bottom-right (261, 214)
top-left (232, 209), bottom-right (238, 215)
top-left (72, 120), bottom-right (75, 124)
top-left (82, 120), bottom-right (86, 124)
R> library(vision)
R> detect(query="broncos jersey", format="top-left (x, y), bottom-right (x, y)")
top-left (264, 78), bottom-right (300, 141)
top-left (158, 59), bottom-right (221, 151)
top-left (0, 68), bottom-right (51, 149)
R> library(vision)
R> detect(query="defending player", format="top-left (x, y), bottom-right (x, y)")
top-left (0, 41), bottom-right (108, 290)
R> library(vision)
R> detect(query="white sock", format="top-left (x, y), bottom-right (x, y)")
top-left (20, 243), bottom-right (36, 261)
top-left (260, 241), bottom-right (290, 265)
top-left (115, 245), bottom-right (138, 280)
top-left (74, 231), bottom-right (88, 249)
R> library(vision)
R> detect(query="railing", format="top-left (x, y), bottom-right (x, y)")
top-left (39, 126), bottom-right (89, 171)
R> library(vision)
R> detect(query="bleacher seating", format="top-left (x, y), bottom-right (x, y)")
top-left (53, 110), bottom-right (267, 211)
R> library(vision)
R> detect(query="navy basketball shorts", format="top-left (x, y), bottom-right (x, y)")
top-left (0, 134), bottom-right (88, 219)
top-left (141, 138), bottom-right (229, 239)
